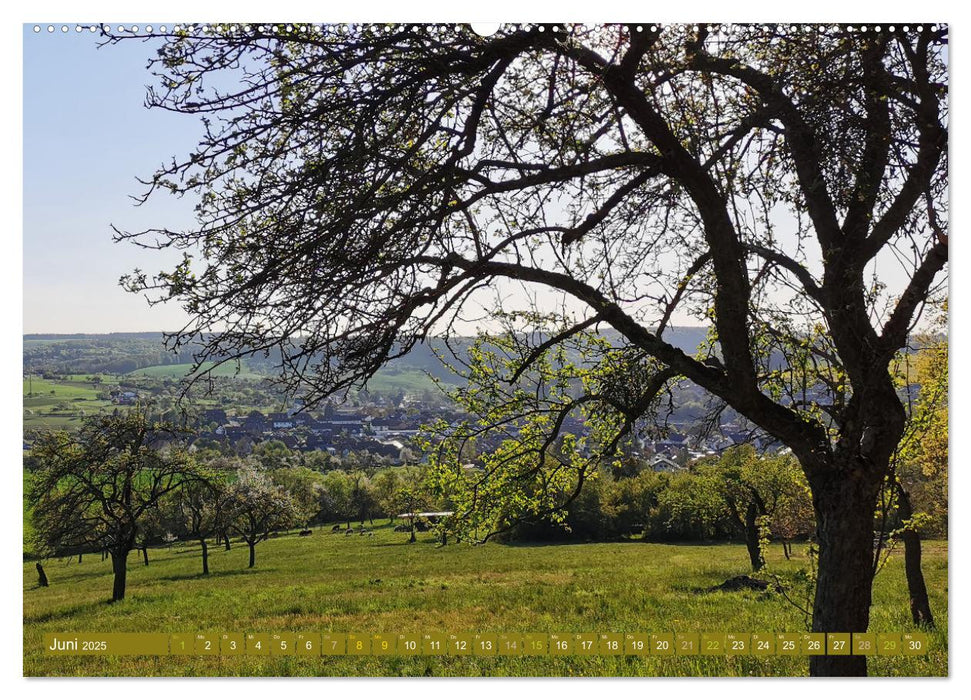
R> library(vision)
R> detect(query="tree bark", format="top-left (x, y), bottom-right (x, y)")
top-left (808, 470), bottom-right (879, 677)
top-left (200, 539), bottom-right (210, 576)
top-left (142, 546), bottom-right (149, 566)
top-left (224, 532), bottom-right (231, 550)
top-left (896, 484), bottom-right (935, 628)
top-left (248, 541), bottom-right (256, 568)
top-left (744, 501), bottom-right (765, 571)
top-left (110, 550), bottom-right (129, 602)
top-left (77, 552), bottom-right (83, 564)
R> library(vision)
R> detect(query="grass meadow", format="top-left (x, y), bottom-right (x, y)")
top-left (22, 377), bottom-right (112, 431)
top-left (22, 525), bottom-right (947, 677)
top-left (126, 362), bottom-right (262, 380)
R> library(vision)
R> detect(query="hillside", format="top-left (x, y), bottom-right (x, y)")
top-left (22, 528), bottom-right (947, 677)
top-left (24, 327), bottom-right (713, 382)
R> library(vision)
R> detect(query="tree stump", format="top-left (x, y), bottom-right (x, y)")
top-left (36, 562), bottom-right (49, 587)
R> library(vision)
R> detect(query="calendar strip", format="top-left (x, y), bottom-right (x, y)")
top-left (43, 632), bottom-right (929, 657)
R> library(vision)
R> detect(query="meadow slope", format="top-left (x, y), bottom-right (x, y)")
top-left (23, 527), bottom-right (947, 677)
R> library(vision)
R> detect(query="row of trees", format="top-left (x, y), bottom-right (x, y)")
top-left (499, 448), bottom-right (814, 561)
top-left (27, 394), bottom-right (946, 605)
top-left (25, 413), bottom-right (443, 600)
top-left (27, 416), bottom-right (297, 600)
top-left (34, 414), bottom-right (807, 605)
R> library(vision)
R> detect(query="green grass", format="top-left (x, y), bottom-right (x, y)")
top-left (126, 362), bottom-right (262, 380)
top-left (23, 378), bottom-right (102, 404)
top-left (24, 414), bottom-right (81, 429)
top-left (23, 377), bottom-right (113, 431)
top-left (365, 368), bottom-right (454, 394)
top-left (23, 530), bottom-right (947, 677)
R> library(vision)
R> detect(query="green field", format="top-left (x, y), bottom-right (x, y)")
top-left (365, 368), bottom-right (454, 394)
top-left (23, 377), bottom-right (113, 430)
top-left (23, 377), bottom-right (102, 403)
top-left (23, 529), bottom-right (947, 677)
top-left (126, 362), bottom-right (263, 380)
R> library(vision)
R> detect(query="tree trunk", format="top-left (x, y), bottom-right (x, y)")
top-left (248, 541), bottom-right (256, 568)
top-left (36, 562), bottom-right (49, 587)
top-left (744, 501), bottom-right (765, 571)
top-left (77, 552), bottom-right (83, 564)
top-left (200, 539), bottom-right (210, 576)
top-left (808, 472), bottom-right (879, 677)
top-left (142, 546), bottom-right (149, 566)
top-left (896, 485), bottom-right (935, 628)
top-left (110, 550), bottom-right (129, 602)
top-left (782, 541), bottom-right (791, 560)
top-left (224, 532), bottom-right (231, 550)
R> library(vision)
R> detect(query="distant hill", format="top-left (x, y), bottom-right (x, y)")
top-left (23, 327), bottom-right (714, 384)
top-left (23, 332), bottom-right (166, 341)
top-left (24, 333), bottom-right (195, 375)
top-left (366, 327), bottom-right (712, 383)
top-left (21, 327), bottom-right (727, 427)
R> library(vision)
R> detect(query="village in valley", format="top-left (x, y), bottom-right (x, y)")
top-left (23, 330), bottom-right (782, 474)
top-left (23, 336), bottom-right (775, 473)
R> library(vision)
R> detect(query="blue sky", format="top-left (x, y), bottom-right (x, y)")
top-left (23, 25), bottom-right (200, 333)
top-left (20, 20), bottom-right (948, 336)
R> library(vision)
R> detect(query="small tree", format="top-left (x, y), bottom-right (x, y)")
top-left (319, 470), bottom-right (355, 527)
top-left (226, 468), bottom-right (296, 568)
top-left (29, 414), bottom-right (202, 601)
top-left (651, 470), bottom-right (727, 541)
top-left (371, 469), bottom-right (404, 523)
top-left (349, 471), bottom-right (378, 526)
top-left (601, 469), bottom-right (666, 538)
top-left (707, 446), bottom-right (812, 571)
top-left (252, 440), bottom-right (293, 470)
top-left (770, 479), bottom-right (816, 561)
top-left (398, 482), bottom-right (434, 544)
top-left (171, 477), bottom-right (230, 575)
top-left (269, 467), bottom-right (324, 528)
top-left (134, 504), bottom-right (168, 566)
top-left (884, 305), bottom-right (947, 628)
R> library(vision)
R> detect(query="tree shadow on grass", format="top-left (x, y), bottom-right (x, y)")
top-left (155, 568), bottom-right (261, 583)
top-left (502, 539), bottom-right (641, 548)
top-left (368, 539), bottom-right (438, 548)
top-left (25, 600), bottom-right (110, 624)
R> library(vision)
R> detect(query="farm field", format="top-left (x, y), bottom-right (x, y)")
top-left (365, 368), bottom-right (452, 394)
top-left (126, 363), bottom-right (454, 396)
top-left (23, 377), bottom-right (113, 431)
top-left (22, 372), bottom-right (248, 433)
top-left (23, 377), bottom-right (103, 403)
top-left (126, 362), bottom-right (263, 380)
top-left (23, 529), bottom-right (947, 677)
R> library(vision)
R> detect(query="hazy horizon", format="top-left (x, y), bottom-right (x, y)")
top-left (22, 324), bottom-right (714, 337)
